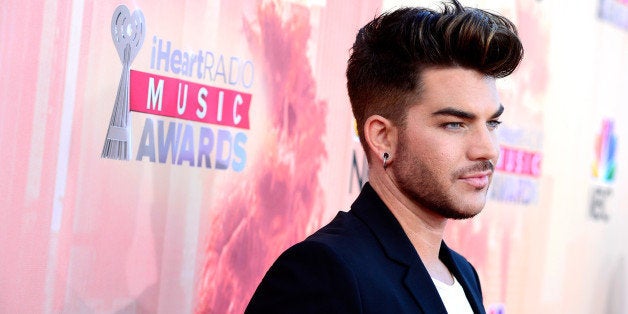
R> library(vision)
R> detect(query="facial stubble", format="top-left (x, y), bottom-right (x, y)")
top-left (391, 135), bottom-right (493, 220)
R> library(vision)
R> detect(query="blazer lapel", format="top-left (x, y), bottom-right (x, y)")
top-left (351, 183), bottom-right (448, 314)
top-left (440, 242), bottom-right (486, 314)
top-left (402, 265), bottom-right (449, 314)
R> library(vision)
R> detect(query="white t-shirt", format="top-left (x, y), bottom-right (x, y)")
top-left (431, 276), bottom-right (474, 314)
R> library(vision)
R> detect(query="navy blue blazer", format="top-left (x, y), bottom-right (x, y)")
top-left (246, 183), bottom-right (486, 314)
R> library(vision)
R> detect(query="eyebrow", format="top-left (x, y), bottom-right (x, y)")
top-left (432, 104), bottom-right (504, 120)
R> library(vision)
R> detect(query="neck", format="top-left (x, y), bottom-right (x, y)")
top-left (369, 168), bottom-right (453, 284)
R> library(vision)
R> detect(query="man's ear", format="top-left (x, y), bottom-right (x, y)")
top-left (364, 115), bottom-right (397, 166)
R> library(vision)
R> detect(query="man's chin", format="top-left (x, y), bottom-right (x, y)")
top-left (446, 199), bottom-right (486, 220)
top-left (446, 209), bottom-right (481, 220)
top-left (430, 203), bottom-right (483, 220)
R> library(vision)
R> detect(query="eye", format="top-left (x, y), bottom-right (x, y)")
top-left (442, 122), bottom-right (465, 130)
top-left (487, 120), bottom-right (502, 130)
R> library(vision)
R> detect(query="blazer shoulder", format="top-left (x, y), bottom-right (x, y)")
top-left (246, 239), bottom-right (362, 314)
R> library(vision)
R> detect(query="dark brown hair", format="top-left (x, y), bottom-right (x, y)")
top-left (347, 0), bottom-right (523, 157)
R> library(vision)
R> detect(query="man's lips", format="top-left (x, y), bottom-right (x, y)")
top-left (459, 171), bottom-right (493, 189)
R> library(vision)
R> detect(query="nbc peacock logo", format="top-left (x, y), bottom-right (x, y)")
top-left (592, 119), bottom-right (617, 183)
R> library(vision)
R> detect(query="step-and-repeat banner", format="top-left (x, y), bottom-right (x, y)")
top-left (1, 0), bottom-right (627, 313)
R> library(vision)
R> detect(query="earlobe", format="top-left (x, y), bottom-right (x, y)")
top-left (364, 115), bottom-right (397, 167)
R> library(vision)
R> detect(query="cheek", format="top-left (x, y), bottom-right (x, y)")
top-left (412, 146), bottom-right (455, 178)
top-left (398, 129), bottom-right (458, 168)
top-left (425, 139), bottom-right (459, 166)
top-left (430, 151), bottom-right (457, 178)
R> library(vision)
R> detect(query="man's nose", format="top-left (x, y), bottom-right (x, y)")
top-left (467, 126), bottom-right (499, 162)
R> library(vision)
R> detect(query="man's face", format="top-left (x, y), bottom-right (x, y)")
top-left (390, 67), bottom-right (502, 219)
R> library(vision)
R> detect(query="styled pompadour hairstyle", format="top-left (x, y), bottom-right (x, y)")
top-left (347, 0), bottom-right (524, 158)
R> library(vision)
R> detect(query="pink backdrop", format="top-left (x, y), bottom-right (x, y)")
top-left (2, 0), bottom-right (627, 313)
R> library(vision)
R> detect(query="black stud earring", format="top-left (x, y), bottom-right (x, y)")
top-left (383, 152), bottom-right (390, 168)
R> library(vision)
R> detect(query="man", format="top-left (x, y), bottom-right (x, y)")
top-left (246, 1), bottom-right (523, 313)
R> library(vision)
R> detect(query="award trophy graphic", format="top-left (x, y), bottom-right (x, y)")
top-left (101, 5), bottom-right (145, 160)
